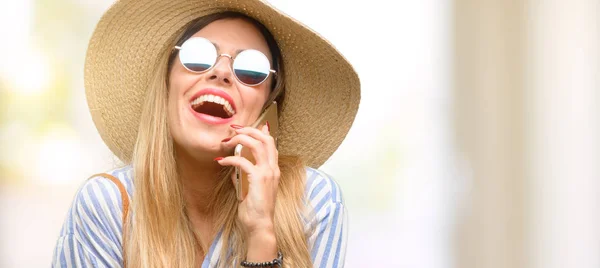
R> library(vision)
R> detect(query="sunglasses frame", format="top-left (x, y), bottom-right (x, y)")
top-left (174, 37), bottom-right (277, 87)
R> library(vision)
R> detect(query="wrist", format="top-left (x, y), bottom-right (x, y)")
top-left (246, 229), bottom-right (277, 262)
top-left (241, 252), bottom-right (283, 268)
top-left (247, 222), bottom-right (274, 238)
top-left (247, 228), bottom-right (276, 248)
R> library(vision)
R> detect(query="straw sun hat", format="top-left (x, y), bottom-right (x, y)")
top-left (85, 0), bottom-right (360, 168)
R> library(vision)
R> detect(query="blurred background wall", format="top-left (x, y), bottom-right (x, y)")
top-left (453, 0), bottom-right (600, 267)
top-left (0, 0), bottom-right (598, 267)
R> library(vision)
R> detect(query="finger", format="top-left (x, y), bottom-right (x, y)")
top-left (254, 124), bottom-right (280, 187)
top-left (232, 125), bottom-right (275, 146)
top-left (262, 124), bottom-right (279, 171)
top-left (262, 123), bottom-right (269, 135)
top-left (217, 156), bottom-right (272, 190)
top-left (229, 167), bottom-right (236, 186)
top-left (216, 155), bottom-right (256, 177)
top-left (231, 125), bottom-right (278, 168)
top-left (259, 124), bottom-right (279, 179)
top-left (222, 134), bottom-right (269, 166)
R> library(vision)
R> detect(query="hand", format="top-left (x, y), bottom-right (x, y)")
top-left (215, 123), bottom-right (280, 237)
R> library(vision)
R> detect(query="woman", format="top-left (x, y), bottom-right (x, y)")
top-left (52, 0), bottom-right (359, 267)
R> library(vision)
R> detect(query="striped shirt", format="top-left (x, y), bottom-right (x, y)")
top-left (52, 165), bottom-right (348, 267)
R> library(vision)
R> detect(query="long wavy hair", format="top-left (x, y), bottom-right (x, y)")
top-left (123, 12), bottom-right (313, 268)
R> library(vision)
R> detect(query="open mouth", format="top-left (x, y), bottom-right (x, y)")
top-left (190, 94), bottom-right (236, 119)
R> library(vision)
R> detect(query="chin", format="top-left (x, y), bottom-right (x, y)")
top-left (181, 134), bottom-right (229, 159)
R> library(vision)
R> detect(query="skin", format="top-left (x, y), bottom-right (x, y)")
top-left (167, 18), bottom-right (279, 263)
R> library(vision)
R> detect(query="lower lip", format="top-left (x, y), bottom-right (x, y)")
top-left (188, 106), bottom-right (234, 125)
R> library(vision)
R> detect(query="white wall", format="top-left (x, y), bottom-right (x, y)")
top-left (527, 1), bottom-right (600, 267)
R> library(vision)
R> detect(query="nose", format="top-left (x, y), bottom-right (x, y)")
top-left (206, 54), bottom-right (234, 85)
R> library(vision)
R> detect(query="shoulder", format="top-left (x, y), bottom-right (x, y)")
top-left (94, 164), bottom-right (135, 198)
top-left (302, 167), bottom-right (346, 227)
top-left (304, 167), bottom-right (344, 206)
top-left (302, 168), bottom-right (349, 266)
top-left (53, 165), bottom-right (134, 266)
top-left (79, 165), bottom-right (134, 219)
top-left (57, 165), bottom-right (134, 237)
top-left (53, 166), bottom-right (131, 267)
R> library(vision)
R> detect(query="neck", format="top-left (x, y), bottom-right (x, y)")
top-left (176, 147), bottom-right (224, 216)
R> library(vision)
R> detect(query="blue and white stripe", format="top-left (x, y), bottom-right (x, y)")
top-left (52, 165), bottom-right (348, 267)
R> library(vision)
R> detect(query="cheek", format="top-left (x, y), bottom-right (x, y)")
top-left (256, 84), bottom-right (270, 103)
top-left (259, 81), bottom-right (273, 106)
top-left (167, 67), bottom-right (193, 108)
top-left (246, 86), bottom-right (271, 118)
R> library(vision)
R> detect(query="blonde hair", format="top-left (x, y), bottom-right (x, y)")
top-left (123, 12), bottom-right (313, 267)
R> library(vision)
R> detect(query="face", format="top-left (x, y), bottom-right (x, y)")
top-left (167, 18), bottom-right (274, 161)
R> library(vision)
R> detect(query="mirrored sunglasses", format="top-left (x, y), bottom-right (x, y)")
top-left (174, 37), bottom-right (276, 86)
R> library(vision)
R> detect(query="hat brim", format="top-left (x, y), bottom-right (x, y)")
top-left (85, 0), bottom-right (360, 168)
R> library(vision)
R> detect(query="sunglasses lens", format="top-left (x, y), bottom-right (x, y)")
top-left (179, 37), bottom-right (217, 72)
top-left (233, 50), bottom-right (271, 85)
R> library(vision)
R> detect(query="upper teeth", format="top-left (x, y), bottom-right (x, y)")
top-left (191, 94), bottom-right (235, 115)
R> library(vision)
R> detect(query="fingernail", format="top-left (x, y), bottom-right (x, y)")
top-left (214, 157), bottom-right (224, 161)
top-left (230, 124), bottom-right (243, 129)
top-left (221, 137), bottom-right (231, 142)
top-left (266, 121), bottom-right (270, 132)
